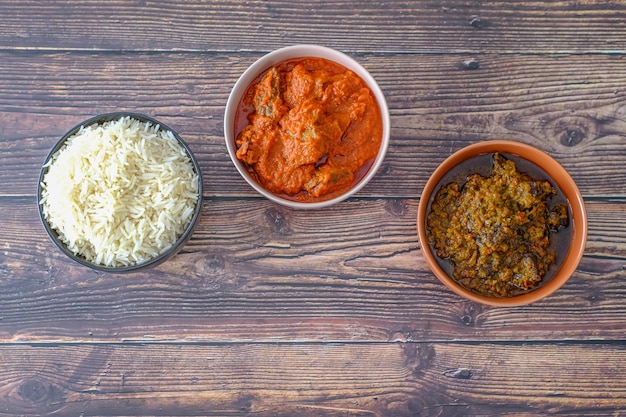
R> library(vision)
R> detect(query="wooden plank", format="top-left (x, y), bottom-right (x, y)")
top-left (1, 342), bottom-right (625, 416)
top-left (1, 197), bottom-right (625, 343)
top-left (1, 1), bottom-right (625, 53)
top-left (1, 52), bottom-right (626, 197)
top-left (3, 2), bottom-right (625, 417)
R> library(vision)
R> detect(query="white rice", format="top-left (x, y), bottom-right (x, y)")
top-left (40, 116), bottom-right (200, 267)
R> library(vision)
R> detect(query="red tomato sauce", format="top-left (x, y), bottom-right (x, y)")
top-left (234, 57), bottom-right (383, 202)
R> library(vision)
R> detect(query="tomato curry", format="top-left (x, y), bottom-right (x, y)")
top-left (234, 57), bottom-right (383, 202)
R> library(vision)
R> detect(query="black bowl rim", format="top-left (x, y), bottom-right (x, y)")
top-left (37, 111), bottom-right (204, 273)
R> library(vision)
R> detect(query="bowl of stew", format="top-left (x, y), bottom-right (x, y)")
top-left (416, 140), bottom-right (587, 306)
top-left (224, 45), bottom-right (390, 209)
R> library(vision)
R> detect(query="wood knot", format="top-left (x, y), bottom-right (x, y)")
top-left (443, 367), bottom-right (473, 379)
top-left (583, 284), bottom-right (604, 304)
top-left (264, 207), bottom-right (292, 235)
top-left (562, 128), bottom-right (584, 147)
top-left (469, 15), bottom-right (488, 29)
top-left (460, 58), bottom-right (480, 70)
top-left (17, 377), bottom-right (62, 405)
top-left (236, 393), bottom-right (258, 413)
top-left (542, 115), bottom-right (599, 149)
top-left (199, 254), bottom-right (225, 274)
top-left (403, 343), bottom-right (436, 377)
top-left (389, 326), bottom-right (414, 342)
top-left (385, 199), bottom-right (409, 217)
top-left (460, 302), bottom-right (483, 327)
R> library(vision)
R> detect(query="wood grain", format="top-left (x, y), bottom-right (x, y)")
top-left (1, 342), bottom-right (625, 416)
top-left (1, 52), bottom-right (625, 197)
top-left (1, 197), bottom-right (624, 343)
top-left (2, 0), bottom-right (626, 414)
top-left (1, 0), bottom-right (625, 54)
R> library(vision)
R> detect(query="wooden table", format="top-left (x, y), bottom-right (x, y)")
top-left (1, 1), bottom-right (626, 415)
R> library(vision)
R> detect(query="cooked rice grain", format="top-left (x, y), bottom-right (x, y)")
top-left (40, 116), bottom-right (200, 267)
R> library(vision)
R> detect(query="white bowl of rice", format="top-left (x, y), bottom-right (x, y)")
top-left (38, 112), bottom-right (203, 272)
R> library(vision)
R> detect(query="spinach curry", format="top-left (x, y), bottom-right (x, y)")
top-left (426, 153), bottom-right (569, 297)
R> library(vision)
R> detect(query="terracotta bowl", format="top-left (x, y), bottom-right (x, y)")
top-left (416, 140), bottom-right (587, 306)
top-left (224, 44), bottom-right (390, 209)
top-left (37, 112), bottom-right (203, 273)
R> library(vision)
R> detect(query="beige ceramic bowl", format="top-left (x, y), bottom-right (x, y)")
top-left (416, 140), bottom-right (587, 306)
top-left (224, 44), bottom-right (390, 209)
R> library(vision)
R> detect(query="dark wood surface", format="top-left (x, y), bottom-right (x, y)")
top-left (1, 1), bottom-right (626, 416)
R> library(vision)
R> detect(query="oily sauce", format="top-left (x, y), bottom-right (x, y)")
top-left (234, 57), bottom-right (383, 202)
top-left (426, 153), bottom-right (572, 298)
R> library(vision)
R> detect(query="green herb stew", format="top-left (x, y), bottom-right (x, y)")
top-left (426, 153), bottom-right (570, 297)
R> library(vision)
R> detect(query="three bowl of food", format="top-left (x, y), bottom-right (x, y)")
top-left (224, 45), bottom-right (390, 209)
top-left (37, 46), bottom-right (587, 302)
top-left (417, 140), bottom-right (587, 306)
top-left (38, 112), bottom-right (203, 272)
